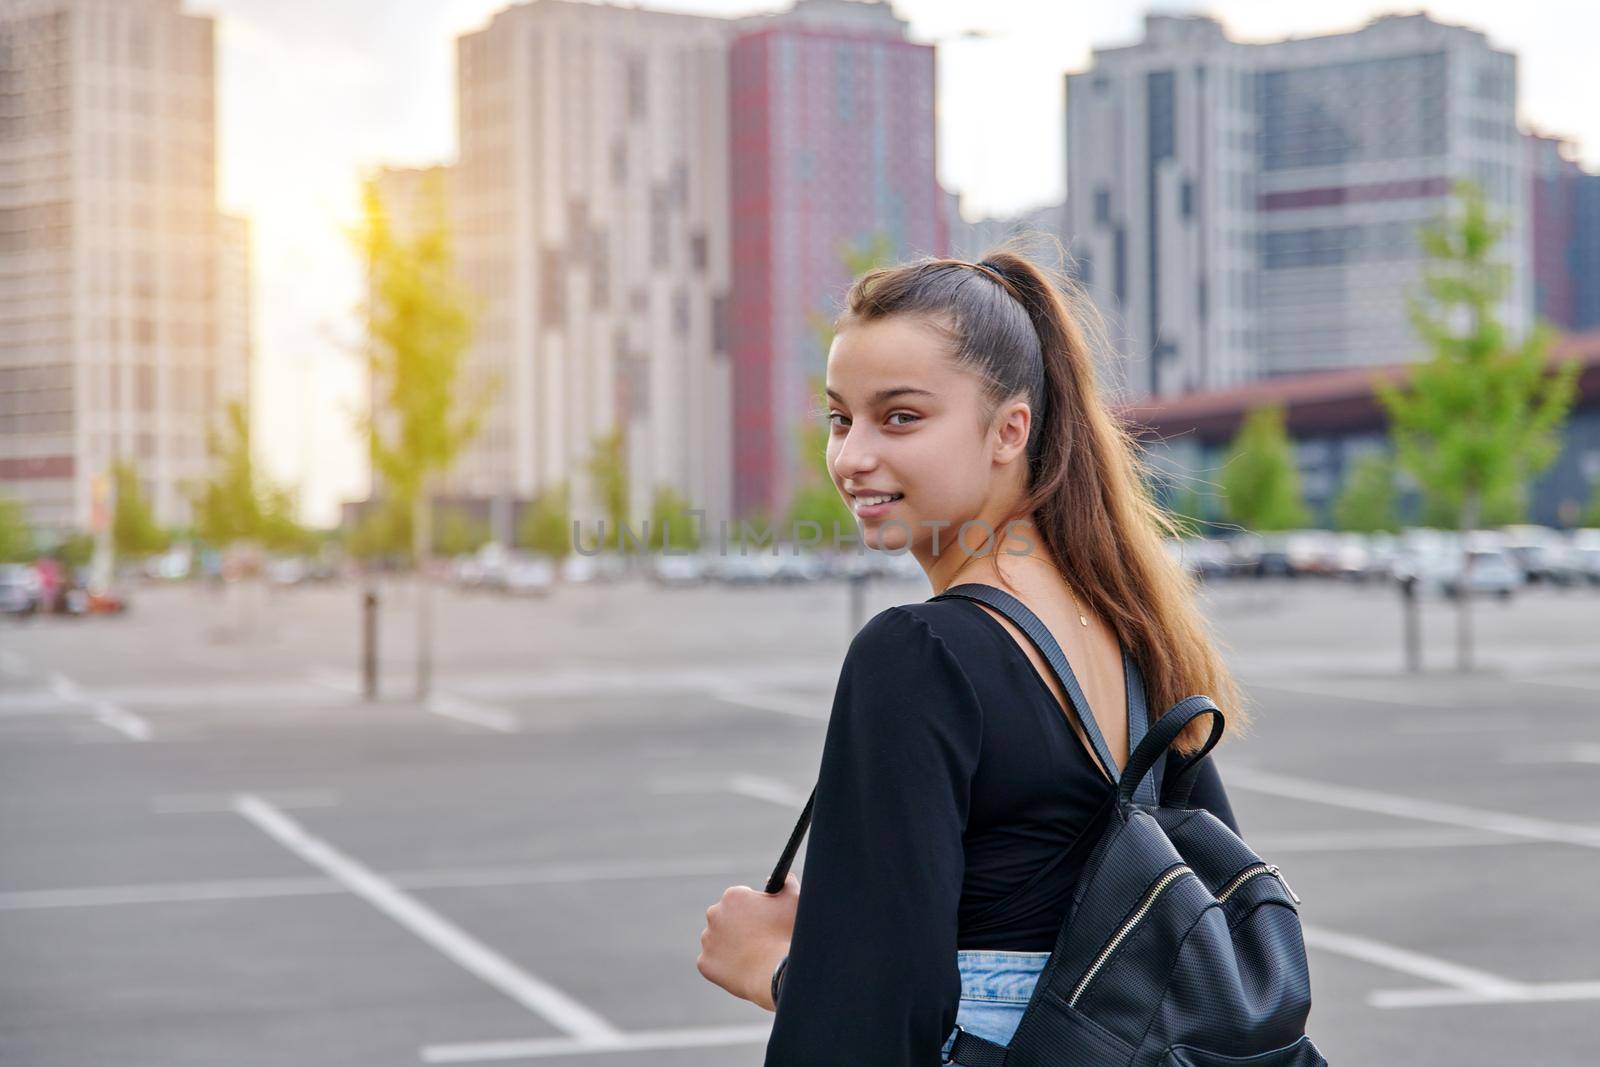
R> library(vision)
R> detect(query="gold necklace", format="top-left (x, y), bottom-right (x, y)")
top-left (947, 556), bottom-right (1089, 627)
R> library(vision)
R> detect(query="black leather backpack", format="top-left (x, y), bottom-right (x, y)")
top-left (767, 583), bottom-right (1326, 1066)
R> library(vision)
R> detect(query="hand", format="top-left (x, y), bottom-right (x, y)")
top-left (697, 872), bottom-right (799, 1012)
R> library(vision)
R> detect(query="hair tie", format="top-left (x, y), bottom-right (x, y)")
top-left (971, 259), bottom-right (1009, 285)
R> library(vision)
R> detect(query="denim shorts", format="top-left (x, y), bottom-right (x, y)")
top-left (938, 949), bottom-right (1049, 1063)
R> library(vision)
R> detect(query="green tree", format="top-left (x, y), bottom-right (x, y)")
top-left (345, 502), bottom-right (411, 563)
top-left (1162, 485), bottom-right (1207, 539)
top-left (1582, 481), bottom-right (1600, 528)
top-left (0, 496), bottom-right (33, 562)
top-left (1333, 453), bottom-right (1401, 534)
top-left (354, 172), bottom-right (483, 698)
top-left (434, 508), bottom-right (490, 558)
top-left (1375, 179), bottom-right (1580, 670)
top-left (111, 460), bottom-right (170, 558)
top-left (54, 532), bottom-right (95, 569)
top-left (189, 400), bottom-right (310, 553)
top-left (1218, 405), bottom-right (1310, 532)
top-left (647, 484), bottom-right (701, 552)
top-left (517, 482), bottom-right (573, 561)
top-left (260, 486), bottom-right (316, 555)
top-left (585, 427), bottom-right (628, 552)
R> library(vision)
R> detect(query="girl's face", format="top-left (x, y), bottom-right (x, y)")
top-left (825, 315), bottom-right (1031, 564)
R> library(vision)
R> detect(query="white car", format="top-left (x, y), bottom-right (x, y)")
top-left (0, 563), bottom-right (41, 615)
top-left (505, 555), bottom-right (555, 596)
top-left (1394, 548), bottom-right (1518, 599)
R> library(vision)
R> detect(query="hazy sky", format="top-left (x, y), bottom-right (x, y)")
top-left (184, 0), bottom-right (1600, 524)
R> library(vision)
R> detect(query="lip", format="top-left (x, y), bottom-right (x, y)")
top-left (851, 491), bottom-right (903, 519)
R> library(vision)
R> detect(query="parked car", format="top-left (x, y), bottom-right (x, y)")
top-left (1222, 533), bottom-right (1264, 578)
top-left (712, 552), bottom-right (784, 585)
top-left (1255, 534), bottom-right (1295, 578)
top-left (505, 555), bottom-right (555, 596)
top-left (1501, 524), bottom-right (1579, 585)
top-left (265, 557), bottom-right (310, 586)
top-left (1361, 532), bottom-right (1401, 582)
top-left (1443, 549), bottom-right (1523, 600)
top-left (1330, 533), bottom-right (1371, 582)
top-left (650, 553), bottom-right (709, 587)
top-left (1396, 547), bottom-right (1521, 600)
top-left (1165, 537), bottom-right (1229, 581)
top-left (0, 563), bottom-right (40, 615)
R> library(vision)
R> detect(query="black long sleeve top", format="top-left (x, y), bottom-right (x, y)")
top-left (763, 599), bottom-right (1240, 1067)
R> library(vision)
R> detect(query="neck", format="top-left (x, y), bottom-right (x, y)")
top-left (921, 510), bottom-right (1059, 596)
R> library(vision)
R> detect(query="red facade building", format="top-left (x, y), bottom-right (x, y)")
top-left (729, 0), bottom-right (946, 522)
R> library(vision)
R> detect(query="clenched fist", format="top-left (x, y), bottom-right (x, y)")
top-left (696, 872), bottom-right (799, 1012)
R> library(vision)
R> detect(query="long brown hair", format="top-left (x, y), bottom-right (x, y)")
top-left (834, 242), bottom-right (1249, 754)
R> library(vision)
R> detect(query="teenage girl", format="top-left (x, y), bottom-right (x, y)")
top-left (697, 249), bottom-right (1247, 1065)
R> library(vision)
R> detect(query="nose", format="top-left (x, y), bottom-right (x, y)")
top-left (829, 422), bottom-right (878, 485)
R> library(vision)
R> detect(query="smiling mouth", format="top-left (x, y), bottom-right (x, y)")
top-left (852, 493), bottom-right (904, 512)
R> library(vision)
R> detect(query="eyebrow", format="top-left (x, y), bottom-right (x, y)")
top-left (824, 386), bottom-right (938, 406)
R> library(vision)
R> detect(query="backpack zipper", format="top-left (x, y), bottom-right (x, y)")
top-left (1217, 862), bottom-right (1301, 905)
top-left (1067, 864), bottom-right (1194, 1008)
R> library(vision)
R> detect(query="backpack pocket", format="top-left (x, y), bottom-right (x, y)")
top-left (1160, 1035), bottom-right (1327, 1067)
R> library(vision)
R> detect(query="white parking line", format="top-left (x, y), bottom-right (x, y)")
top-left (233, 794), bottom-right (621, 1041)
top-left (0, 854), bottom-right (771, 912)
top-left (1502, 743), bottom-right (1600, 766)
top-left (1247, 678), bottom-right (1459, 708)
top-left (1248, 827), bottom-right (1537, 853)
top-left (420, 1022), bottom-right (774, 1063)
top-left (710, 688), bottom-right (828, 720)
top-left (1513, 673), bottom-right (1600, 695)
top-left (307, 668), bottom-right (361, 694)
top-left (725, 774), bottom-right (810, 808)
top-left (1372, 980), bottom-right (1600, 1009)
top-left (0, 875), bottom-right (343, 911)
top-left (427, 693), bottom-right (520, 733)
top-left (0, 695), bottom-right (68, 716)
top-left (48, 673), bottom-right (152, 741)
top-left (90, 699), bottom-right (153, 740)
top-left (1225, 767), bottom-right (1600, 849)
top-left (1301, 924), bottom-right (1525, 1001)
top-left (1298, 923), bottom-right (1600, 1012)
top-left (1392, 715), bottom-right (1529, 735)
top-left (152, 789), bottom-right (341, 814)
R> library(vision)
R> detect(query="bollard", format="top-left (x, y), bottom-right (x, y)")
top-left (1399, 574), bottom-right (1421, 673)
top-left (849, 570), bottom-right (868, 634)
top-left (362, 588), bottom-right (379, 700)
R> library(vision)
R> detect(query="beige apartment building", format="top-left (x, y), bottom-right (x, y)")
top-left (0, 0), bottom-right (249, 532)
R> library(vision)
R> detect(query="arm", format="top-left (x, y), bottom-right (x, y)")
top-left (1167, 749), bottom-right (1240, 835)
top-left (764, 607), bottom-right (985, 1067)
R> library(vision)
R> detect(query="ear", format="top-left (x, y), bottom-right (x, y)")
top-left (990, 397), bottom-right (1032, 466)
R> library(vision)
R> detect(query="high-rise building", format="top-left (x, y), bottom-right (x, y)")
top-left (1066, 13), bottom-right (1530, 403)
top-left (947, 197), bottom-right (1066, 263)
top-left (728, 0), bottom-right (944, 521)
top-left (450, 0), bottom-right (944, 530)
top-left (1576, 175), bottom-right (1600, 332)
top-left (1526, 131), bottom-right (1583, 329)
top-left (455, 0), bottom-right (734, 528)
top-left (0, 0), bottom-right (249, 531)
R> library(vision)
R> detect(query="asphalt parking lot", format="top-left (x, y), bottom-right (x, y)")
top-left (1, 572), bottom-right (1597, 1065)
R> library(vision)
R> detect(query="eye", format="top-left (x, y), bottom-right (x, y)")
top-left (827, 412), bottom-right (849, 431)
top-left (887, 412), bottom-right (920, 427)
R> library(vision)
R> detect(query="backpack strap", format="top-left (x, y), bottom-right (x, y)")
top-left (945, 1024), bottom-right (1009, 1065)
top-left (932, 583), bottom-right (1157, 805)
top-left (762, 586), bottom-right (1162, 897)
